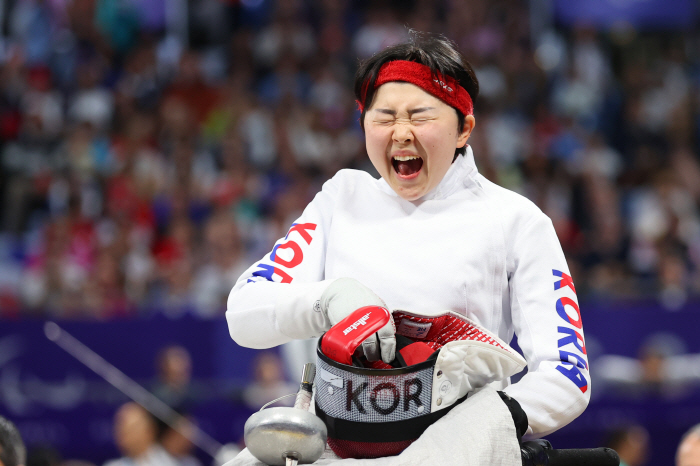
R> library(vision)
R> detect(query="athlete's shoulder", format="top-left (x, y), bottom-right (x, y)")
top-left (477, 174), bottom-right (545, 221)
top-left (476, 175), bottom-right (561, 259)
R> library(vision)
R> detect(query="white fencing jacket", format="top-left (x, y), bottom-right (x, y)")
top-left (226, 147), bottom-right (590, 439)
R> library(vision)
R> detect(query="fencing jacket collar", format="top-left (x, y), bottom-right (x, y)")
top-left (376, 146), bottom-right (479, 201)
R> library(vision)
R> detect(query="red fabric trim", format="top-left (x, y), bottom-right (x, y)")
top-left (393, 311), bottom-right (507, 350)
top-left (358, 60), bottom-right (474, 116)
top-left (364, 312), bottom-right (507, 370)
top-left (328, 438), bottom-right (416, 459)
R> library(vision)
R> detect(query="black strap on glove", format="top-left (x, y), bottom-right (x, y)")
top-left (497, 391), bottom-right (528, 442)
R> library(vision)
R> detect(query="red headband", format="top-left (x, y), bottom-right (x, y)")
top-left (357, 60), bottom-right (474, 116)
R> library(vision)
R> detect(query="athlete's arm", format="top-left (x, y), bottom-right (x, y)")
top-left (225, 177), bottom-right (339, 349)
top-left (502, 210), bottom-right (590, 439)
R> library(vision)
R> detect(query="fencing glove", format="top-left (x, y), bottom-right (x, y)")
top-left (319, 278), bottom-right (395, 363)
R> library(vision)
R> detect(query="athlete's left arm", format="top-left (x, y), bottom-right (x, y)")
top-left (502, 210), bottom-right (590, 439)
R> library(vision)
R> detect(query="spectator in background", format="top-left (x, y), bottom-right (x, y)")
top-left (158, 416), bottom-right (202, 466)
top-left (2, 0), bottom-right (700, 319)
top-left (603, 424), bottom-right (650, 466)
top-left (26, 446), bottom-right (60, 466)
top-left (148, 216), bottom-right (197, 315)
top-left (0, 415), bottom-right (26, 466)
top-left (241, 352), bottom-right (297, 410)
top-left (677, 424), bottom-right (700, 466)
top-left (103, 402), bottom-right (178, 466)
top-left (152, 345), bottom-right (195, 412)
top-left (191, 211), bottom-right (248, 316)
top-left (593, 332), bottom-right (700, 398)
top-left (24, 446), bottom-right (96, 466)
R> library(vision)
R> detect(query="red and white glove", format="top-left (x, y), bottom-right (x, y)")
top-left (321, 305), bottom-right (392, 365)
top-left (320, 278), bottom-right (396, 363)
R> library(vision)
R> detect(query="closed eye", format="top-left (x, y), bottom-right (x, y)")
top-left (373, 117), bottom-right (395, 125)
top-left (410, 116), bottom-right (435, 124)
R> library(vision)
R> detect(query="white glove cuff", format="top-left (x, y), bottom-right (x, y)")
top-left (431, 340), bottom-right (527, 412)
top-left (273, 279), bottom-right (336, 340)
top-left (320, 277), bottom-right (386, 325)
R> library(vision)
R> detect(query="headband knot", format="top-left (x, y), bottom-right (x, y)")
top-left (357, 60), bottom-right (474, 116)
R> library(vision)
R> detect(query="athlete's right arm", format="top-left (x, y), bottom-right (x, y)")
top-left (225, 177), bottom-right (339, 349)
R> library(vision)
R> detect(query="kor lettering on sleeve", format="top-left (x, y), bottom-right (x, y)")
top-left (248, 223), bottom-right (317, 284)
top-left (552, 269), bottom-right (589, 393)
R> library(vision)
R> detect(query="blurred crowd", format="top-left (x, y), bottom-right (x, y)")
top-left (0, 341), bottom-right (296, 466)
top-left (2, 0), bottom-right (700, 319)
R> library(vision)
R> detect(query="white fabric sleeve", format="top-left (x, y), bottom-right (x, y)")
top-left (502, 211), bottom-right (590, 439)
top-left (226, 177), bottom-right (339, 349)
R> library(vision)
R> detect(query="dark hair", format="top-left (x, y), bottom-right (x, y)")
top-left (0, 416), bottom-right (26, 466)
top-left (354, 30), bottom-right (479, 158)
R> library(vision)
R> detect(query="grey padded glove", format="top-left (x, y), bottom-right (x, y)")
top-left (319, 278), bottom-right (396, 363)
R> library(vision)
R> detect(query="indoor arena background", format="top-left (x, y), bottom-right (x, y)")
top-left (1, 0), bottom-right (700, 465)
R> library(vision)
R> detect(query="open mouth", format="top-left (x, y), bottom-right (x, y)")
top-left (392, 155), bottom-right (423, 179)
